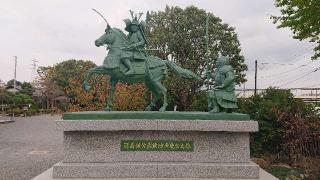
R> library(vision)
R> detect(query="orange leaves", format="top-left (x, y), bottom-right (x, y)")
top-left (39, 60), bottom-right (149, 112)
top-left (65, 74), bottom-right (109, 112)
top-left (113, 83), bottom-right (148, 111)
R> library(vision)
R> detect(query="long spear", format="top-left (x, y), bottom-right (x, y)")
top-left (205, 14), bottom-right (210, 90)
top-left (92, 8), bottom-right (111, 28)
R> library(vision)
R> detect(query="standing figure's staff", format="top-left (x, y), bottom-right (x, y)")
top-left (205, 14), bottom-right (210, 90)
top-left (92, 8), bottom-right (111, 28)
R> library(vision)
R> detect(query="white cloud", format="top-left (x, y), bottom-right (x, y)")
top-left (0, 0), bottom-right (315, 89)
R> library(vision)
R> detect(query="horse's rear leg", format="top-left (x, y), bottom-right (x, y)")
top-left (144, 92), bottom-right (159, 111)
top-left (105, 78), bottom-right (117, 111)
top-left (154, 81), bottom-right (168, 112)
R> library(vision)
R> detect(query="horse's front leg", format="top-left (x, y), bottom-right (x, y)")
top-left (83, 68), bottom-right (94, 91)
top-left (83, 66), bottom-right (106, 91)
top-left (105, 78), bottom-right (118, 111)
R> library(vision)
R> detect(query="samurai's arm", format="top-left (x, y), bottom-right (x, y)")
top-left (130, 31), bottom-right (146, 48)
top-left (216, 71), bottom-right (234, 89)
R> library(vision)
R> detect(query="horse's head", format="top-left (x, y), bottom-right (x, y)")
top-left (94, 26), bottom-right (126, 48)
top-left (95, 26), bottom-right (114, 47)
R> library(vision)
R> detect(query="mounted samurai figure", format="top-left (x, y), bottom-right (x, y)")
top-left (83, 10), bottom-right (200, 111)
top-left (121, 11), bottom-right (147, 75)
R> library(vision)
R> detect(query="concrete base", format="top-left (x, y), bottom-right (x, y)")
top-left (53, 112), bottom-right (261, 179)
top-left (53, 161), bottom-right (259, 178)
top-left (33, 166), bottom-right (278, 180)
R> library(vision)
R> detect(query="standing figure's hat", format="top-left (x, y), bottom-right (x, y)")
top-left (217, 55), bottom-right (230, 65)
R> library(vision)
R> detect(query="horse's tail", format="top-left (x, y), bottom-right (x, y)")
top-left (165, 61), bottom-right (200, 80)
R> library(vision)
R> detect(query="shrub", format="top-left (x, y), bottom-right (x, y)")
top-left (237, 88), bottom-right (320, 160)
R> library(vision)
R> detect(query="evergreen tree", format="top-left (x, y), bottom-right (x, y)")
top-left (145, 6), bottom-right (247, 110)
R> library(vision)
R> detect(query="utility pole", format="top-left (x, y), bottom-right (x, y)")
top-left (12, 56), bottom-right (17, 119)
top-left (13, 56), bottom-right (17, 93)
top-left (0, 81), bottom-right (4, 114)
top-left (254, 60), bottom-right (257, 95)
top-left (243, 82), bottom-right (246, 98)
top-left (316, 89), bottom-right (318, 105)
top-left (30, 58), bottom-right (38, 82)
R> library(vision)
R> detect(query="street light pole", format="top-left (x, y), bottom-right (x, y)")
top-left (254, 60), bottom-right (257, 95)
top-left (0, 81), bottom-right (4, 114)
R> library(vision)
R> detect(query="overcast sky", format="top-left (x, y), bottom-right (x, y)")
top-left (0, 0), bottom-right (319, 89)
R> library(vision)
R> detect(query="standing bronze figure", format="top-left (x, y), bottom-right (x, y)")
top-left (207, 56), bottom-right (238, 113)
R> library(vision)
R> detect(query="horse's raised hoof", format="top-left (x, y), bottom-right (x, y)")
top-left (104, 107), bottom-right (112, 111)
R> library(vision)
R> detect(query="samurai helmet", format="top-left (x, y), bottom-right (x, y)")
top-left (123, 19), bottom-right (132, 32)
top-left (123, 10), bottom-right (144, 32)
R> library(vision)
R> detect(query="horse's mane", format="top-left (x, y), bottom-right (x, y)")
top-left (110, 28), bottom-right (129, 45)
top-left (112, 28), bottom-right (127, 39)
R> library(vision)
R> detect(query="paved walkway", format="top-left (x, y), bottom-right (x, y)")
top-left (0, 114), bottom-right (277, 180)
top-left (0, 115), bottom-right (63, 180)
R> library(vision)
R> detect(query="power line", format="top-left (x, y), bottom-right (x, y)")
top-left (259, 59), bottom-right (318, 87)
top-left (262, 61), bottom-right (314, 79)
top-left (306, 83), bottom-right (320, 88)
top-left (259, 44), bottom-right (315, 69)
top-left (258, 46), bottom-right (315, 79)
top-left (257, 61), bottom-right (295, 71)
top-left (260, 62), bottom-right (294, 66)
top-left (249, 44), bottom-right (316, 89)
top-left (278, 67), bottom-right (320, 87)
top-left (286, 44), bottom-right (316, 63)
top-left (259, 57), bottom-right (320, 87)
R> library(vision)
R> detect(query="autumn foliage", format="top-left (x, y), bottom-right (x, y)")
top-left (113, 83), bottom-right (148, 111)
top-left (38, 59), bottom-right (148, 112)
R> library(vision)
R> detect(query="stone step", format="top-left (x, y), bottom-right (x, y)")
top-left (53, 162), bottom-right (260, 179)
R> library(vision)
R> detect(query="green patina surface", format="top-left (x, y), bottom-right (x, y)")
top-left (121, 140), bottom-right (194, 152)
top-left (83, 10), bottom-right (200, 112)
top-left (63, 111), bottom-right (250, 120)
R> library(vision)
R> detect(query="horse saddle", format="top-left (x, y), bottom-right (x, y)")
top-left (118, 56), bottom-right (165, 75)
top-left (119, 60), bottom-right (146, 75)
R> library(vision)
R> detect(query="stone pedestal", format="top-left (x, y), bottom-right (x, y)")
top-left (53, 111), bottom-right (259, 179)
